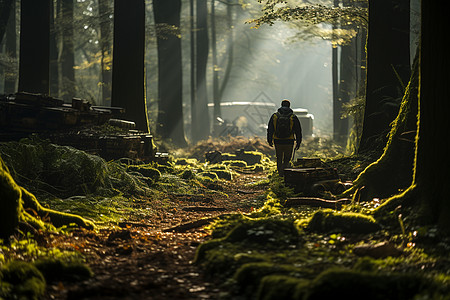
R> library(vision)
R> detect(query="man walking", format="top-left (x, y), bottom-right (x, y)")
top-left (267, 99), bottom-right (302, 176)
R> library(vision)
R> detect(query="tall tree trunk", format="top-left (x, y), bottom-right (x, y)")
top-left (18, 0), bottom-right (50, 94)
top-left (211, 0), bottom-right (220, 122)
top-left (98, 0), bottom-right (112, 106)
top-left (218, 0), bottom-right (235, 108)
top-left (153, 0), bottom-right (186, 147)
top-left (111, 0), bottom-right (149, 132)
top-left (331, 0), bottom-right (340, 142)
top-left (336, 0), bottom-right (357, 146)
top-left (0, 0), bottom-right (14, 45)
top-left (414, 0), bottom-right (450, 231)
top-left (4, 0), bottom-right (17, 94)
top-left (190, 0), bottom-right (197, 142)
top-left (59, 0), bottom-right (75, 101)
top-left (194, 0), bottom-right (210, 141)
top-left (358, 0), bottom-right (410, 153)
top-left (49, 0), bottom-right (59, 97)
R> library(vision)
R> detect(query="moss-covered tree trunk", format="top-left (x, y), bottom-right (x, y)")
top-left (351, 1), bottom-right (450, 233)
top-left (345, 58), bottom-right (418, 201)
top-left (412, 0), bottom-right (450, 231)
top-left (0, 157), bottom-right (94, 240)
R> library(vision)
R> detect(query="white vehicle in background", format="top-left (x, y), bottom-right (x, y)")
top-left (208, 101), bottom-right (314, 138)
top-left (292, 108), bottom-right (314, 137)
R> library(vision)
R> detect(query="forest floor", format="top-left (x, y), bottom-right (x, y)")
top-left (42, 171), bottom-right (268, 300)
top-left (2, 136), bottom-right (449, 300)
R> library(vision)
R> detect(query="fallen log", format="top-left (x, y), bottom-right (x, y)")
top-left (284, 197), bottom-right (351, 210)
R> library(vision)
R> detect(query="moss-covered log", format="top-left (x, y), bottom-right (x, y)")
top-left (0, 156), bottom-right (94, 239)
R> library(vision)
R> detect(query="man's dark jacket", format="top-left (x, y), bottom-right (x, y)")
top-left (267, 106), bottom-right (302, 145)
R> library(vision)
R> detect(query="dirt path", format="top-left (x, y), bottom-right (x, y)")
top-left (43, 173), bottom-right (267, 300)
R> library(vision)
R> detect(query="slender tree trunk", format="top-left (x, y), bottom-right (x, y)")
top-left (18, 0), bottom-right (50, 94)
top-left (111, 0), bottom-right (149, 132)
top-left (98, 0), bottom-right (112, 106)
top-left (0, 0), bottom-right (14, 45)
top-left (4, 0), bottom-right (17, 94)
top-left (211, 0), bottom-right (220, 122)
top-left (358, 0), bottom-right (410, 153)
top-left (153, 0), bottom-right (187, 147)
top-left (59, 0), bottom-right (75, 101)
top-left (194, 0), bottom-right (210, 141)
top-left (218, 0), bottom-right (234, 106)
top-left (332, 0), bottom-right (340, 142)
top-left (49, 0), bottom-right (59, 97)
top-left (336, 0), bottom-right (357, 146)
top-left (190, 0), bottom-right (197, 142)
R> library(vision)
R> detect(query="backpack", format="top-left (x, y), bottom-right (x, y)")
top-left (275, 112), bottom-right (293, 139)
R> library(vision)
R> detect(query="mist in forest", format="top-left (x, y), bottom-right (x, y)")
top-left (220, 24), bottom-right (333, 136)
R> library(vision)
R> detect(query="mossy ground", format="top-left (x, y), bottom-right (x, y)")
top-left (1, 137), bottom-right (449, 299)
top-left (194, 159), bottom-right (450, 299)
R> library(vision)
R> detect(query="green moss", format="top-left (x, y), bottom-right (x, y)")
top-left (0, 261), bottom-right (46, 300)
top-left (306, 209), bottom-right (381, 234)
top-left (223, 160), bottom-right (247, 168)
top-left (180, 169), bottom-right (195, 180)
top-left (223, 218), bottom-right (298, 246)
top-left (256, 275), bottom-right (309, 300)
top-left (0, 158), bottom-right (22, 239)
top-left (127, 165), bottom-right (161, 181)
top-left (34, 258), bottom-right (93, 282)
top-left (20, 187), bottom-right (95, 230)
top-left (210, 169), bottom-right (233, 180)
top-left (303, 268), bottom-right (440, 300)
top-left (234, 262), bottom-right (302, 294)
top-left (197, 171), bottom-right (219, 181)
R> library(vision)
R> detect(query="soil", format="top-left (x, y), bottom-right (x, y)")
top-left (42, 172), bottom-right (268, 300)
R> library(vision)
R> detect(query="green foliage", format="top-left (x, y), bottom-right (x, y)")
top-left (249, 1), bottom-right (368, 28)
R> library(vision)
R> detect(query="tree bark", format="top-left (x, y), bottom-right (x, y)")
top-left (4, 0), bottom-right (17, 94)
top-left (18, 0), bottom-right (50, 94)
top-left (190, 0), bottom-right (197, 142)
top-left (211, 0), bottom-right (220, 121)
top-left (193, 0), bottom-right (210, 141)
top-left (59, 0), bottom-right (75, 101)
top-left (358, 0), bottom-right (410, 153)
top-left (332, 0), bottom-right (341, 143)
top-left (111, 0), bottom-right (149, 132)
top-left (0, 0), bottom-right (14, 45)
top-left (153, 0), bottom-right (187, 147)
top-left (49, 0), bottom-right (59, 97)
top-left (414, 0), bottom-right (450, 231)
top-left (98, 0), bottom-right (112, 106)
